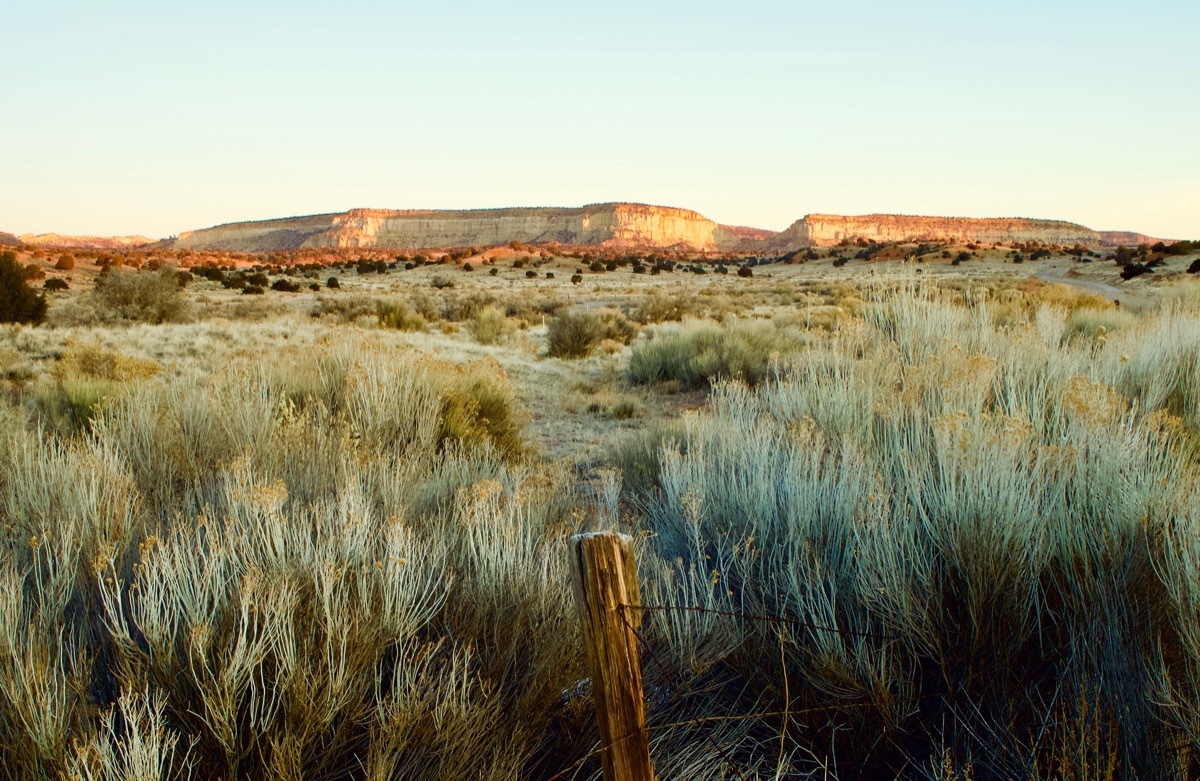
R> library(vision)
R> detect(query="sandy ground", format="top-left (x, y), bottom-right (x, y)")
top-left (17, 243), bottom-right (1199, 480)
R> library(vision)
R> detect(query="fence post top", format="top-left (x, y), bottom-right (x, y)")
top-left (571, 531), bottom-right (633, 545)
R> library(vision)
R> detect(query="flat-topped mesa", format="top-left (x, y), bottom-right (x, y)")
top-left (174, 203), bottom-right (722, 252)
top-left (175, 213), bottom-right (343, 252)
top-left (777, 214), bottom-right (1101, 249)
top-left (17, 233), bottom-right (154, 249)
top-left (1097, 231), bottom-right (1171, 247)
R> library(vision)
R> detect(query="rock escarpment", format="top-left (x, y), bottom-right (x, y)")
top-left (1097, 231), bottom-right (1167, 247)
top-left (175, 204), bottom-right (722, 252)
top-left (774, 214), bottom-right (1102, 249)
top-left (173, 214), bottom-right (340, 252)
top-left (714, 224), bottom-right (777, 252)
top-left (17, 233), bottom-right (154, 249)
top-left (170, 205), bottom-right (1168, 253)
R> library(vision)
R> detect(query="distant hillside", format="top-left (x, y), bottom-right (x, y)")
top-left (714, 224), bottom-right (778, 252)
top-left (1097, 231), bottom-right (1171, 247)
top-left (18, 233), bottom-right (154, 249)
top-left (14, 205), bottom-right (1168, 254)
top-left (0, 232), bottom-right (21, 246)
top-left (173, 204), bottom-right (729, 252)
top-left (771, 214), bottom-right (1103, 250)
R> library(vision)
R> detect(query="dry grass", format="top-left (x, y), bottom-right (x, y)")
top-left (0, 335), bottom-right (585, 780)
top-left (624, 282), bottom-right (1200, 778)
top-left (2, 266), bottom-right (1199, 779)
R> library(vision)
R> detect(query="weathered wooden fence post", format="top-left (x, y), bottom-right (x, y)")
top-left (570, 532), bottom-right (656, 781)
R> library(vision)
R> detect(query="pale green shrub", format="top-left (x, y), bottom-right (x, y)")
top-left (376, 299), bottom-right (428, 331)
top-left (468, 305), bottom-right (509, 345)
top-left (628, 319), bottom-right (802, 389)
top-left (0, 340), bottom-right (581, 781)
top-left (1064, 306), bottom-right (1138, 340)
top-left (73, 268), bottom-right (191, 324)
top-left (623, 285), bottom-right (1200, 777)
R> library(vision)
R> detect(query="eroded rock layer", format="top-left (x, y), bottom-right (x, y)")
top-left (17, 234), bottom-right (153, 249)
top-left (175, 204), bottom-right (722, 252)
top-left (170, 205), bottom-right (1169, 253)
top-left (1097, 231), bottom-right (1163, 247)
top-left (775, 214), bottom-right (1101, 249)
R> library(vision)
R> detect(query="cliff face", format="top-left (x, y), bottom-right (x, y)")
top-left (170, 205), bottom-right (1166, 254)
top-left (175, 204), bottom-right (721, 252)
top-left (175, 214), bottom-right (340, 252)
top-left (714, 224), bottom-right (777, 252)
top-left (774, 214), bottom-right (1101, 249)
top-left (1097, 231), bottom-right (1169, 247)
top-left (17, 234), bottom-right (153, 249)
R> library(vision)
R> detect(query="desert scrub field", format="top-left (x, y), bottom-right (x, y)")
top-left (1, 261), bottom-right (1200, 779)
top-left (0, 336), bottom-right (592, 780)
top-left (626, 281), bottom-right (1200, 779)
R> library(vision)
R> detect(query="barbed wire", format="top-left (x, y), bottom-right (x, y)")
top-left (618, 602), bottom-right (747, 781)
top-left (623, 602), bottom-right (899, 642)
top-left (557, 599), bottom-right (901, 780)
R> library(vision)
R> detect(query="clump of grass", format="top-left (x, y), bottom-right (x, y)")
top-left (435, 364), bottom-right (526, 462)
top-left (628, 318), bottom-right (802, 389)
top-left (1033, 282), bottom-right (1117, 313)
top-left (546, 309), bottom-right (638, 358)
top-left (0, 342), bottom-right (34, 382)
top-left (1064, 306), bottom-right (1138, 340)
top-left (34, 343), bottom-right (161, 435)
top-left (62, 268), bottom-right (191, 324)
top-left (53, 341), bottom-right (160, 383)
top-left (309, 294), bottom-right (376, 322)
top-left (376, 299), bottom-right (428, 331)
top-left (607, 419), bottom-right (688, 498)
top-left (468, 305), bottom-right (509, 345)
top-left (627, 291), bottom-right (698, 324)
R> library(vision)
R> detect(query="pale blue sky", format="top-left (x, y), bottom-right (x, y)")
top-left (3, 1), bottom-right (1197, 238)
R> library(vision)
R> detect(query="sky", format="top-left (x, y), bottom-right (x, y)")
top-left (2, 0), bottom-right (1198, 239)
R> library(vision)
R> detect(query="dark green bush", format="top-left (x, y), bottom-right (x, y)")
top-left (90, 269), bottom-right (191, 323)
top-left (546, 309), bottom-right (638, 358)
top-left (376, 300), bottom-right (427, 331)
top-left (0, 251), bottom-right (47, 324)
